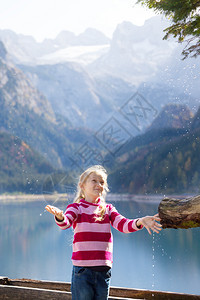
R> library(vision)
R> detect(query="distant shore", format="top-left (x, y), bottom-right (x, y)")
top-left (0, 192), bottom-right (194, 204)
top-left (0, 193), bottom-right (69, 203)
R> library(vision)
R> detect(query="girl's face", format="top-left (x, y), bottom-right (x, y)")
top-left (81, 172), bottom-right (105, 203)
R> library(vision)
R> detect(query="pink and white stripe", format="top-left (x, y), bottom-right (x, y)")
top-left (55, 198), bottom-right (142, 267)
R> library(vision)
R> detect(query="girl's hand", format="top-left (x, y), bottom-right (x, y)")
top-left (45, 205), bottom-right (64, 221)
top-left (136, 214), bottom-right (162, 235)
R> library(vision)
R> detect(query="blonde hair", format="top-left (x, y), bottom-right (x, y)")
top-left (74, 165), bottom-right (109, 221)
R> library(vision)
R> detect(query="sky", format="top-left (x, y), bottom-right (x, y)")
top-left (0, 0), bottom-right (156, 42)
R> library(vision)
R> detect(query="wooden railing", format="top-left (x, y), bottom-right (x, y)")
top-left (0, 277), bottom-right (200, 300)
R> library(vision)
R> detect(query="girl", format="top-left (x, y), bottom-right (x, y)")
top-left (45, 165), bottom-right (162, 300)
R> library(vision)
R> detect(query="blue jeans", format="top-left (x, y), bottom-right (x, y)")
top-left (71, 266), bottom-right (111, 300)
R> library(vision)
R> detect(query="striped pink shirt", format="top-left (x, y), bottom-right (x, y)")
top-left (55, 198), bottom-right (142, 268)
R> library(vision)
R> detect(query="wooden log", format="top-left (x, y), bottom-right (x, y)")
top-left (158, 195), bottom-right (200, 229)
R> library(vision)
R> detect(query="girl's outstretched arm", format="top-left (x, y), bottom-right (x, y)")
top-left (136, 214), bottom-right (162, 235)
top-left (45, 205), bottom-right (64, 221)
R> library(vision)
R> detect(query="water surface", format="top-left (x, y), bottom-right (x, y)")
top-left (0, 195), bottom-right (199, 295)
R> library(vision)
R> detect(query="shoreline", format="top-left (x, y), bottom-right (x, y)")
top-left (0, 193), bottom-right (195, 204)
top-left (0, 193), bottom-right (69, 203)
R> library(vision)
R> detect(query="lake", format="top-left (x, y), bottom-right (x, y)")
top-left (0, 194), bottom-right (200, 295)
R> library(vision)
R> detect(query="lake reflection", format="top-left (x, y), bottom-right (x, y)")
top-left (0, 195), bottom-right (200, 295)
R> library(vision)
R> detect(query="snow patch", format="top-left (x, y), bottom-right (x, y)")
top-left (37, 44), bottom-right (110, 65)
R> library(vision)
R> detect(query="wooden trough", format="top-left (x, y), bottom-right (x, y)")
top-left (0, 277), bottom-right (200, 300)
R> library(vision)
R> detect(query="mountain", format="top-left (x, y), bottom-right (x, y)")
top-left (191, 106), bottom-right (200, 130)
top-left (1, 16), bottom-right (199, 133)
top-left (87, 17), bottom-right (177, 84)
top-left (0, 131), bottom-right (55, 193)
top-left (148, 103), bottom-right (194, 131)
top-left (19, 62), bottom-right (137, 129)
top-left (107, 104), bottom-right (200, 194)
top-left (1, 16), bottom-right (199, 98)
top-left (0, 131), bottom-right (78, 194)
top-left (0, 40), bottom-right (93, 170)
top-left (0, 41), bottom-right (56, 123)
top-left (135, 80), bottom-right (199, 126)
top-left (74, 28), bottom-right (110, 46)
top-left (18, 62), bottom-right (107, 128)
top-left (1, 28), bottom-right (199, 194)
top-left (0, 40), bottom-right (7, 59)
top-left (33, 29), bottom-right (110, 66)
top-left (0, 17), bottom-right (175, 85)
top-left (0, 28), bottom-right (110, 65)
top-left (1, 18), bottom-right (200, 180)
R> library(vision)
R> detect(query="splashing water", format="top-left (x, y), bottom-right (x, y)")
top-left (152, 232), bottom-right (155, 297)
top-left (39, 209), bottom-right (47, 217)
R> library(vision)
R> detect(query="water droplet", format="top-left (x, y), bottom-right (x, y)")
top-left (152, 232), bottom-right (155, 290)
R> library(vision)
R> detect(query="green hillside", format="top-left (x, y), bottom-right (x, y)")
top-left (0, 131), bottom-right (55, 193)
top-left (108, 118), bottom-right (200, 195)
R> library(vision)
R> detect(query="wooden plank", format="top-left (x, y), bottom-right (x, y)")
top-left (0, 279), bottom-right (137, 300)
top-left (8, 278), bottom-right (71, 292)
top-left (1, 278), bottom-right (200, 300)
top-left (109, 287), bottom-right (200, 300)
top-left (0, 285), bottom-right (71, 300)
top-left (0, 285), bottom-right (137, 300)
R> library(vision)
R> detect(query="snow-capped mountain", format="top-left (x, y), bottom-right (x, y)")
top-left (37, 28), bottom-right (111, 65)
top-left (0, 28), bottom-right (110, 65)
top-left (87, 17), bottom-right (177, 85)
top-left (0, 15), bottom-right (199, 133)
